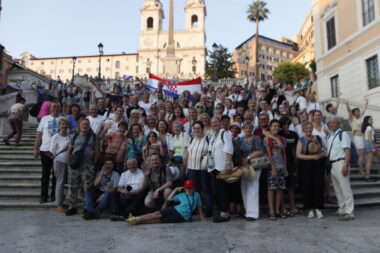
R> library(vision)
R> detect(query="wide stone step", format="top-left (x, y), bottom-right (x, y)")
top-left (350, 173), bottom-right (380, 181)
top-left (0, 189), bottom-right (42, 199)
top-left (0, 156), bottom-right (37, 160)
top-left (0, 161), bottom-right (41, 166)
top-left (350, 181), bottom-right (380, 189)
top-left (0, 199), bottom-right (56, 209)
top-left (0, 168), bottom-right (41, 175)
top-left (0, 146), bottom-right (34, 151)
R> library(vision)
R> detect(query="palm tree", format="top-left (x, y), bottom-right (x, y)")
top-left (247, 0), bottom-right (270, 83)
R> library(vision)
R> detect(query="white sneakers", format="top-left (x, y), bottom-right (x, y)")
top-left (307, 210), bottom-right (315, 218)
top-left (308, 209), bottom-right (324, 219)
top-left (315, 209), bottom-right (324, 219)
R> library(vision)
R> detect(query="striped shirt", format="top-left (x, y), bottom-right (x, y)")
top-left (187, 136), bottom-right (209, 171)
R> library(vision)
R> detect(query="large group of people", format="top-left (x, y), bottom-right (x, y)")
top-left (5, 78), bottom-right (379, 224)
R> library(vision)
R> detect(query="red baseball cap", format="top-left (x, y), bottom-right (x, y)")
top-left (183, 179), bottom-right (196, 189)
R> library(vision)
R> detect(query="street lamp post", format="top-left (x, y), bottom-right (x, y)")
top-left (245, 56), bottom-right (250, 86)
top-left (212, 43), bottom-right (218, 82)
top-left (98, 43), bottom-right (104, 79)
top-left (71, 56), bottom-right (77, 84)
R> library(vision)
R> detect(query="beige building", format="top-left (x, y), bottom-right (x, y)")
top-left (19, 0), bottom-right (206, 82)
top-left (232, 35), bottom-right (298, 81)
top-left (313, 0), bottom-right (380, 102)
top-left (292, 11), bottom-right (316, 72)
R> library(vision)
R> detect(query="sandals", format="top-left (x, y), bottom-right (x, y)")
top-left (276, 213), bottom-right (287, 219)
top-left (268, 213), bottom-right (277, 221)
top-left (212, 216), bottom-right (230, 223)
top-left (285, 210), bottom-right (295, 217)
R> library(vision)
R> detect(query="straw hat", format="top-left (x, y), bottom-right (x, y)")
top-left (241, 165), bottom-right (255, 182)
top-left (216, 166), bottom-right (244, 183)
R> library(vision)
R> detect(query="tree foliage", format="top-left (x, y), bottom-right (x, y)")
top-left (273, 62), bottom-right (309, 85)
top-left (247, 0), bottom-right (270, 22)
top-left (206, 44), bottom-right (235, 79)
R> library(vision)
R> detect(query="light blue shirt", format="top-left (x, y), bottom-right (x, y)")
top-left (327, 129), bottom-right (351, 161)
top-left (173, 192), bottom-right (202, 221)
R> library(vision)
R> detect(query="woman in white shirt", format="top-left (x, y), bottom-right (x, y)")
top-left (48, 118), bottom-right (71, 213)
top-left (183, 121), bottom-right (211, 216)
top-left (311, 110), bottom-right (329, 147)
top-left (362, 116), bottom-right (377, 182)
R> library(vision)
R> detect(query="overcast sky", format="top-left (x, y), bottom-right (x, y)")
top-left (0, 0), bottom-right (311, 58)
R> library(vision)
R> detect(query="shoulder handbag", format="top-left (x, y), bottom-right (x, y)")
top-left (325, 131), bottom-right (341, 173)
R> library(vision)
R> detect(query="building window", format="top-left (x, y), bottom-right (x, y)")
top-left (147, 17), bottom-right (154, 29)
top-left (192, 66), bottom-right (196, 73)
top-left (191, 15), bottom-right (199, 28)
top-left (366, 55), bottom-right (380, 89)
top-left (115, 72), bottom-right (120, 79)
top-left (115, 61), bottom-right (120, 69)
top-left (59, 69), bottom-right (63, 73)
top-left (50, 70), bottom-right (54, 74)
top-left (136, 66), bottom-right (139, 74)
top-left (105, 67), bottom-right (110, 71)
top-left (88, 59), bottom-right (91, 63)
top-left (326, 16), bottom-right (337, 50)
top-left (30, 62), bottom-right (34, 66)
top-left (87, 68), bottom-right (91, 72)
top-left (51, 61), bottom-right (54, 65)
top-left (261, 74), bottom-right (265, 81)
top-left (330, 75), bottom-right (339, 98)
top-left (362, 0), bottom-right (375, 26)
top-left (78, 60), bottom-right (81, 63)
top-left (41, 62), bottom-right (44, 65)
top-left (146, 67), bottom-right (150, 74)
top-left (78, 68), bottom-right (82, 73)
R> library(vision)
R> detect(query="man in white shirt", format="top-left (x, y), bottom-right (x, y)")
top-left (109, 159), bottom-right (147, 220)
top-left (208, 117), bottom-right (234, 223)
top-left (33, 102), bottom-right (63, 203)
top-left (327, 117), bottom-right (354, 221)
top-left (87, 104), bottom-right (104, 136)
top-left (294, 90), bottom-right (307, 112)
top-left (306, 93), bottom-right (321, 113)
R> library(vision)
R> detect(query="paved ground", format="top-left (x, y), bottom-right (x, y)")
top-left (1, 208), bottom-right (379, 253)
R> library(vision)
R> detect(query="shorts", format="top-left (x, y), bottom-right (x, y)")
top-left (364, 140), bottom-right (373, 153)
top-left (352, 135), bottom-right (364, 150)
top-left (160, 207), bottom-right (185, 223)
top-left (267, 168), bottom-right (286, 190)
top-left (286, 165), bottom-right (298, 189)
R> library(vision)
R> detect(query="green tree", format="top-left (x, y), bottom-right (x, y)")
top-left (273, 62), bottom-right (309, 85)
top-left (206, 43), bottom-right (235, 80)
top-left (247, 0), bottom-right (270, 82)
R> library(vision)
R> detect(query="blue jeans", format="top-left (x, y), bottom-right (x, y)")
top-left (187, 169), bottom-right (213, 210)
top-left (85, 191), bottom-right (111, 212)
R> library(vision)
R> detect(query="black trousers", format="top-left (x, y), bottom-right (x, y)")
top-left (40, 151), bottom-right (56, 201)
top-left (213, 173), bottom-right (230, 213)
top-left (299, 159), bottom-right (325, 210)
top-left (110, 190), bottom-right (147, 217)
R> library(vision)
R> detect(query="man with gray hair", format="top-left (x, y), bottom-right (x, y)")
top-left (110, 159), bottom-right (146, 221)
top-left (33, 102), bottom-right (63, 203)
top-left (327, 116), bottom-right (355, 220)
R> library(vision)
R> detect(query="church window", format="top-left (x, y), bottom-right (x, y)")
top-left (115, 61), bottom-right (120, 69)
top-left (147, 17), bottom-right (154, 29)
top-left (191, 15), bottom-right (199, 28)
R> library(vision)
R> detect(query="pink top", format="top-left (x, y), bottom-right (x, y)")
top-left (37, 101), bottom-right (52, 119)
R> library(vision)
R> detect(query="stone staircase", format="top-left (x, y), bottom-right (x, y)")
top-left (0, 122), bottom-right (55, 209)
top-left (0, 124), bottom-right (380, 209)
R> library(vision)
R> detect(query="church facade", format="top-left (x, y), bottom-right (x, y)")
top-left (19, 0), bottom-right (207, 82)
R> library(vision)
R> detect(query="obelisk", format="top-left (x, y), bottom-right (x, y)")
top-left (161, 0), bottom-right (181, 77)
